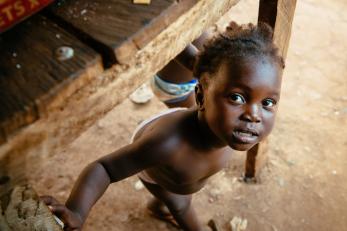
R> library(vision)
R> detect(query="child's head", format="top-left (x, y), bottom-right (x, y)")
top-left (194, 23), bottom-right (284, 151)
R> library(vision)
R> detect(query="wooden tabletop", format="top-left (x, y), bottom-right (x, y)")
top-left (49, 0), bottom-right (197, 65)
top-left (0, 0), bottom-right (239, 146)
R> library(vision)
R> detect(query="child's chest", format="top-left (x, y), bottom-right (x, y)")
top-left (146, 147), bottom-right (233, 194)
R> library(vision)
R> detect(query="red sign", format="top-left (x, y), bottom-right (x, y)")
top-left (0, 0), bottom-right (54, 33)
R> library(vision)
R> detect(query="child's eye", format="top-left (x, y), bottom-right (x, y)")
top-left (229, 93), bottom-right (245, 104)
top-left (262, 99), bottom-right (277, 108)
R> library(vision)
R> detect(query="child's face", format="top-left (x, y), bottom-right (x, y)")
top-left (201, 57), bottom-right (282, 151)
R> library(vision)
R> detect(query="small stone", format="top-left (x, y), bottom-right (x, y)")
top-left (56, 34), bottom-right (61, 39)
top-left (81, 9), bottom-right (87, 15)
top-left (231, 177), bottom-right (238, 184)
top-left (230, 216), bottom-right (248, 231)
top-left (134, 180), bottom-right (144, 190)
top-left (12, 52), bottom-right (17, 57)
top-left (332, 170), bottom-right (337, 175)
top-left (208, 197), bottom-right (214, 203)
top-left (309, 92), bottom-right (321, 100)
top-left (55, 46), bottom-right (74, 61)
top-left (304, 146), bottom-right (311, 152)
top-left (277, 177), bottom-right (285, 187)
top-left (210, 188), bottom-right (221, 197)
top-left (16, 64), bottom-right (21, 69)
top-left (129, 82), bottom-right (154, 104)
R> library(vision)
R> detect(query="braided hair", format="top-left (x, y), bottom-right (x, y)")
top-left (193, 22), bottom-right (285, 82)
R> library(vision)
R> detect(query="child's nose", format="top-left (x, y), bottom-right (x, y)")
top-left (241, 104), bottom-right (261, 123)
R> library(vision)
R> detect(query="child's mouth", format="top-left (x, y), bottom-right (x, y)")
top-left (232, 129), bottom-right (259, 144)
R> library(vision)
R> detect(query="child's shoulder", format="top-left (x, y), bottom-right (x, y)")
top-left (132, 108), bottom-right (199, 153)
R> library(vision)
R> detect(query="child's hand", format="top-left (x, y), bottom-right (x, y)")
top-left (40, 195), bottom-right (83, 231)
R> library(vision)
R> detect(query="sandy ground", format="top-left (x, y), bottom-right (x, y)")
top-left (30, 0), bottom-right (347, 230)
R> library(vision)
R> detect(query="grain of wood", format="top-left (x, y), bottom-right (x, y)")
top-left (273, 0), bottom-right (297, 59)
top-left (0, 14), bottom-right (103, 140)
top-left (48, 0), bottom-right (198, 64)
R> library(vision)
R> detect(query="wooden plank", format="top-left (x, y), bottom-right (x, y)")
top-left (258, 0), bottom-right (297, 59)
top-left (0, 0), bottom-right (239, 187)
top-left (272, 0), bottom-right (297, 59)
top-left (0, 14), bottom-right (103, 140)
top-left (244, 0), bottom-right (297, 180)
top-left (0, 185), bottom-right (63, 231)
top-left (47, 0), bottom-right (198, 65)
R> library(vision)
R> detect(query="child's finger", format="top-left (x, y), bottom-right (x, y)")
top-left (49, 204), bottom-right (81, 230)
top-left (47, 204), bottom-right (68, 217)
top-left (48, 204), bottom-right (73, 225)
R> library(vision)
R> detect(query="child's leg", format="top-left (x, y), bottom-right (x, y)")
top-left (141, 179), bottom-right (204, 231)
top-left (156, 60), bottom-right (196, 108)
top-left (154, 31), bottom-right (212, 109)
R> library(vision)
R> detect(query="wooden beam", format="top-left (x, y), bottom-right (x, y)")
top-left (0, 0), bottom-right (240, 190)
top-left (244, 0), bottom-right (297, 180)
top-left (47, 0), bottom-right (199, 65)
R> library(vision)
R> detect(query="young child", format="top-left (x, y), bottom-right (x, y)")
top-left (42, 22), bottom-right (285, 231)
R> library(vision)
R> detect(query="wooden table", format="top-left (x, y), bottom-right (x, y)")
top-left (0, 0), bottom-right (297, 194)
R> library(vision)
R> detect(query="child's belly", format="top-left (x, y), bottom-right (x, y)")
top-left (139, 167), bottom-right (212, 195)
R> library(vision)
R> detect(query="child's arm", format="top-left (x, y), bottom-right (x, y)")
top-left (175, 43), bottom-right (199, 70)
top-left (43, 134), bottom-right (174, 230)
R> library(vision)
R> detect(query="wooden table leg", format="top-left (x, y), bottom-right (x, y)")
top-left (244, 140), bottom-right (268, 181)
top-left (244, 0), bottom-right (297, 180)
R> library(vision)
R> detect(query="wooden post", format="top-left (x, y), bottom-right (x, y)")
top-left (244, 0), bottom-right (297, 180)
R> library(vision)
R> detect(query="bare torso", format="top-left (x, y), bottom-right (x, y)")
top-left (134, 109), bottom-right (233, 194)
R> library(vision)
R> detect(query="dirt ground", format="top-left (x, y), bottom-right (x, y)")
top-left (29, 0), bottom-right (347, 230)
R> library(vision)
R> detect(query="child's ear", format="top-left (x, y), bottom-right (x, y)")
top-left (195, 83), bottom-right (205, 111)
